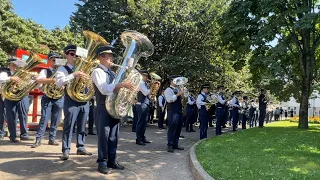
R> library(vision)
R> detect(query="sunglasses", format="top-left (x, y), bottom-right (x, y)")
top-left (67, 53), bottom-right (76, 56)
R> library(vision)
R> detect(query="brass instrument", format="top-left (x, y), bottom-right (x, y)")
top-left (173, 77), bottom-right (189, 97)
top-left (66, 30), bottom-right (108, 102)
top-left (106, 30), bottom-right (154, 119)
top-left (149, 72), bottom-right (161, 100)
top-left (43, 71), bottom-right (65, 99)
top-left (2, 53), bottom-right (43, 101)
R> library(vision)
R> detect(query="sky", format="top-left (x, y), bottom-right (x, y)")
top-left (11, 0), bottom-right (79, 30)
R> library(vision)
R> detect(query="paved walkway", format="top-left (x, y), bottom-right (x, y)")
top-left (0, 124), bottom-right (233, 180)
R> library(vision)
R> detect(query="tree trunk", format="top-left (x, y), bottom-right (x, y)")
top-left (298, 82), bottom-right (309, 129)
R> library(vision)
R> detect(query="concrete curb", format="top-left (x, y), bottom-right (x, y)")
top-left (189, 139), bottom-right (215, 180)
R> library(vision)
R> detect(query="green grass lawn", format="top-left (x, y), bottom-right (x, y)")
top-left (196, 121), bottom-right (320, 180)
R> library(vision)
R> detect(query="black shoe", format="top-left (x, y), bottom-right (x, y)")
top-left (136, 140), bottom-right (146, 146)
top-left (132, 130), bottom-right (136, 132)
top-left (179, 135), bottom-right (184, 138)
top-left (107, 162), bottom-right (125, 170)
top-left (222, 126), bottom-right (227, 128)
top-left (209, 125), bottom-right (214, 127)
top-left (190, 130), bottom-right (196, 132)
top-left (167, 146), bottom-right (174, 153)
top-left (20, 137), bottom-right (33, 141)
top-left (142, 139), bottom-right (151, 143)
top-left (98, 165), bottom-right (109, 174)
top-left (76, 150), bottom-right (93, 156)
top-left (88, 131), bottom-right (97, 135)
top-left (60, 152), bottom-right (69, 160)
top-left (10, 139), bottom-right (20, 143)
top-left (31, 139), bottom-right (42, 148)
top-left (48, 140), bottom-right (59, 146)
top-left (173, 146), bottom-right (184, 150)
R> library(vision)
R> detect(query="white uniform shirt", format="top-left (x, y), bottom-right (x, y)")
top-left (158, 94), bottom-right (166, 107)
top-left (138, 80), bottom-right (150, 105)
top-left (230, 96), bottom-right (240, 107)
top-left (187, 95), bottom-right (195, 105)
top-left (217, 94), bottom-right (226, 104)
top-left (36, 67), bottom-right (55, 90)
top-left (56, 64), bottom-right (75, 87)
top-left (196, 92), bottom-right (207, 109)
top-left (164, 86), bottom-right (178, 103)
top-left (91, 64), bottom-right (116, 96)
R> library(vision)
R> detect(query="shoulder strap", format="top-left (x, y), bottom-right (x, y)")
top-left (64, 65), bottom-right (73, 74)
top-left (46, 68), bottom-right (53, 78)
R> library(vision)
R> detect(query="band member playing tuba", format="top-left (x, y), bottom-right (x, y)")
top-left (164, 75), bottom-right (185, 153)
top-left (196, 84), bottom-right (210, 140)
top-left (135, 70), bottom-right (151, 146)
top-left (0, 57), bottom-right (33, 142)
top-left (92, 45), bottom-right (135, 174)
top-left (31, 52), bottom-right (64, 148)
top-left (230, 91), bottom-right (242, 131)
top-left (56, 44), bottom-right (92, 160)
top-left (216, 85), bottom-right (228, 136)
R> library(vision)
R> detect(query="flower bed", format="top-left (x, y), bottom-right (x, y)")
top-left (289, 116), bottom-right (320, 124)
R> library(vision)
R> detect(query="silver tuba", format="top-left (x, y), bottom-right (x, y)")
top-left (106, 30), bottom-right (154, 119)
top-left (173, 77), bottom-right (189, 97)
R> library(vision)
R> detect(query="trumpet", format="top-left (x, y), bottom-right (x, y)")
top-left (173, 76), bottom-right (189, 97)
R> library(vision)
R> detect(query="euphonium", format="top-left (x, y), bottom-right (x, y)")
top-left (149, 72), bottom-right (161, 100)
top-left (66, 30), bottom-right (108, 102)
top-left (43, 71), bottom-right (65, 99)
top-left (2, 53), bottom-right (43, 101)
top-left (106, 30), bottom-right (154, 119)
top-left (173, 77), bottom-right (189, 97)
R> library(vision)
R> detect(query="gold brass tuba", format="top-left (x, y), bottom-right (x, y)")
top-left (43, 71), bottom-right (65, 99)
top-left (106, 30), bottom-right (154, 119)
top-left (66, 30), bottom-right (108, 102)
top-left (149, 72), bottom-right (161, 100)
top-left (2, 53), bottom-right (43, 101)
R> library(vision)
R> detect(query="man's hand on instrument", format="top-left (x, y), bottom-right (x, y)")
top-left (10, 76), bottom-right (22, 84)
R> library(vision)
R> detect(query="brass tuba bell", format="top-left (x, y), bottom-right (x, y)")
top-left (106, 30), bottom-right (154, 119)
top-left (149, 72), bottom-right (161, 100)
top-left (2, 53), bottom-right (43, 101)
top-left (66, 30), bottom-right (108, 102)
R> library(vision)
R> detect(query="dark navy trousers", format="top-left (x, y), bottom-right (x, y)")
top-left (4, 96), bottom-right (29, 140)
top-left (132, 104), bottom-right (137, 131)
top-left (35, 96), bottom-right (63, 141)
top-left (95, 104), bottom-right (119, 167)
top-left (0, 95), bottom-right (6, 137)
top-left (242, 113), bottom-right (247, 129)
top-left (185, 106), bottom-right (195, 131)
top-left (199, 107), bottom-right (208, 139)
top-left (158, 107), bottom-right (165, 129)
top-left (61, 96), bottom-right (89, 153)
top-left (167, 111), bottom-right (182, 147)
top-left (215, 107), bottom-right (224, 135)
top-left (136, 103), bottom-right (149, 141)
top-left (232, 108), bottom-right (239, 131)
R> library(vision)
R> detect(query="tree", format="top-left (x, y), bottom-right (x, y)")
top-left (220, 0), bottom-right (320, 129)
top-left (70, 0), bottom-right (255, 93)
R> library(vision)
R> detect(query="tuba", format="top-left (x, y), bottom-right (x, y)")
top-left (2, 53), bottom-right (43, 101)
top-left (173, 76), bottom-right (189, 97)
top-left (149, 72), bottom-right (161, 100)
top-left (66, 30), bottom-right (108, 102)
top-left (43, 71), bottom-right (65, 99)
top-left (106, 30), bottom-right (154, 119)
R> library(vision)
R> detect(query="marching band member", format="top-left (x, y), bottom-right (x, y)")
top-left (56, 44), bottom-right (92, 160)
top-left (157, 88), bottom-right (166, 130)
top-left (31, 52), bottom-right (64, 148)
top-left (230, 91), bottom-right (241, 131)
top-left (88, 98), bottom-right (96, 135)
top-left (258, 89), bottom-right (267, 128)
top-left (164, 75), bottom-right (184, 153)
top-left (186, 89), bottom-right (196, 132)
top-left (196, 84), bottom-right (210, 139)
top-left (92, 45), bottom-right (135, 174)
top-left (216, 85), bottom-right (227, 136)
top-left (0, 67), bottom-right (6, 139)
top-left (135, 70), bottom-right (151, 146)
top-left (241, 96), bottom-right (249, 130)
top-left (249, 99), bottom-right (257, 128)
top-left (0, 57), bottom-right (32, 142)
